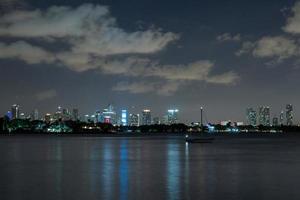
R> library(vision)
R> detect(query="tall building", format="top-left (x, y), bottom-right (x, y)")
top-left (121, 110), bottom-right (128, 126)
top-left (258, 106), bottom-right (270, 126)
top-left (129, 114), bottom-right (140, 126)
top-left (167, 109), bottom-right (179, 124)
top-left (102, 104), bottom-right (117, 125)
top-left (246, 108), bottom-right (257, 126)
top-left (11, 104), bottom-right (20, 119)
top-left (141, 109), bottom-right (151, 125)
top-left (286, 104), bottom-right (293, 126)
top-left (279, 111), bottom-right (284, 125)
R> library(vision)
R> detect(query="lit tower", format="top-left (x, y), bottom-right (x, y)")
top-left (246, 108), bottom-right (257, 126)
top-left (142, 109), bottom-right (151, 125)
top-left (11, 104), bottom-right (20, 119)
top-left (167, 109), bottom-right (179, 124)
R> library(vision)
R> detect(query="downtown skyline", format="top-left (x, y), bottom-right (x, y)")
top-left (0, 0), bottom-right (300, 123)
top-left (5, 102), bottom-right (296, 126)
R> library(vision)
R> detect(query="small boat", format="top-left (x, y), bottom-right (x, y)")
top-left (185, 134), bottom-right (214, 143)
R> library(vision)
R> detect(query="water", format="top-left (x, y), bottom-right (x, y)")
top-left (0, 135), bottom-right (300, 200)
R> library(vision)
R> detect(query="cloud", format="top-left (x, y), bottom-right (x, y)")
top-left (237, 2), bottom-right (300, 64)
top-left (253, 36), bottom-right (298, 60)
top-left (235, 41), bottom-right (256, 56)
top-left (112, 81), bottom-right (157, 94)
top-left (236, 36), bottom-right (298, 62)
top-left (0, 4), bottom-right (179, 56)
top-left (216, 33), bottom-right (241, 42)
top-left (0, 3), bottom-right (239, 95)
top-left (35, 89), bottom-right (57, 101)
top-left (0, 41), bottom-right (55, 64)
top-left (112, 81), bottom-right (182, 96)
top-left (110, 58), bottom-right (239, 95)
top-left (283, 2), bottom-right (300, 34)
top-left (99, 57), bottom-right (239, 83)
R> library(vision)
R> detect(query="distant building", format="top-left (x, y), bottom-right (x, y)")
top-left (141, 109), bottom-right (151, 125)
top-left (129, 114), bottom-right (140, 126)
top-left (279, 111), bottom-right (284, 125)
top-left (19, 113), bottom-right (26, 119)
top-left (11, 104), bottom-right (20, 119)
top-left (246, 108), bottom-right (257, 126)
top-left (272, 117), bottom-right (279, 126)
top-left (45, 113), bottom-right (51, 124)
top-left (286, 104), bottom-right (293, 126)
top-left (167, 109), bottom-right (179, 124)
top-left (102, 104), bottom-right (117, 125)
top-left (54, 106), bottom-right (63, 120)
top-left (258, 106), bottom-right (270, 126)
top-left (84, 114), bottom-right (90, 122)
top-left (121, 110), bottom-right (128, 126)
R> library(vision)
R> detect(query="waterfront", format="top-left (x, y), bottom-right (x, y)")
top-left (0, 136), bottom-right (300, 200)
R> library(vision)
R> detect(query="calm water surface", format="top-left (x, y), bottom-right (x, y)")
top-left (0, 136), bottom-right (300, 200)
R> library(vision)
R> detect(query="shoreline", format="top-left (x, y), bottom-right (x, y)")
top-left (1, 132), bottom-right (300, 138)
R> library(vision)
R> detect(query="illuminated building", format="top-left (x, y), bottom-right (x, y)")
top-left (246, 108), bottom-right (257, 126)
top-left (279, 111), bottom-right (284, 125)
top-left (286, 104), bottom-right (293, 126)
top-left (84, 114), bottom-right (90, 122)
top-left (6, 111), bottom-right (12, 120)
top-left (129, 114), bottom-right (139, 126)
top-left (102, 104), bottom-right (117, 125)
top-left (142, 109), bottom-right (151, 125)
top-left (258, 106), bottom-right (270, 126)
top-left (45, 113), bottom-right (51, 124)
top-left (167, 109), bottom-right (179, 124)
top-left (121, 109), bottom-right (128, 126)
top-left (19, 113), bottom-right (25, 119)
top-left (54, 106), bottom-right (63, 120)
top-left (11, 104), bottom-right (20, 119)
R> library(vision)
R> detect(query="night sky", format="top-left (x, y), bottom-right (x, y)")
top-left (0, 0), bottom-right (299, 123)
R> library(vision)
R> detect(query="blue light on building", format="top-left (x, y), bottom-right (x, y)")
top-left (121, 110), bottom-right (128, 126)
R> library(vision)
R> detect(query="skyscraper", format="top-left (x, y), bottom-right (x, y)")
top-left (258, 106), bottom-right (270, 126)
top-left (102, 104), bottom-right (117, 125)
top-left (121, 110), bottom-right (128, 126)
top-left (246, 108), bottom-right (257, 126)
top-left (141, 109), bottom-right (151, 125)
top-left (129, 114), bottom-right (140, 126)
top-left (167, 109), bottom-right (179, 124)
top-left (280, 111), bottom-right (284, 125)
top-left (286, 104), bottom-right (293, 126)
top-left (11, 104), bottom-right (20, 119)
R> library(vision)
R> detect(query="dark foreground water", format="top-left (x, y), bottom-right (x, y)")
top-left (0, 135), bottom-right (300, 200)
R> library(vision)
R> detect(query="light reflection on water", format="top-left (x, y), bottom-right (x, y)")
top-left (1, 136), bottom-right (300, 200)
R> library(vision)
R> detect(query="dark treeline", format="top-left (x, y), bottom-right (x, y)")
top-left (1, 117), bottom-right (300, 134)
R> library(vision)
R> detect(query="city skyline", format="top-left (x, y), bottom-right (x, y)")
top-left (5, 102), bottom-right (297, 126)
top-left (1, 0), bottom-right (300, 123)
